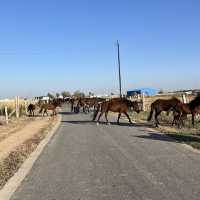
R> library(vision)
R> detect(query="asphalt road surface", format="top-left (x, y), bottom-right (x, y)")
top-left (11, 105), bottom-right (200, 200)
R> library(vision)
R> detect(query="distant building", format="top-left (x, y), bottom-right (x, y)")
top-left (35, 96), bottom-right (50, 102)
top-left (127, 88), bottom-right (158, 97)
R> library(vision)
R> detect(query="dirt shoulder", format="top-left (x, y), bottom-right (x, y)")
top-left (0, 115), bottom-right (60, 189)
top-left (122, 112), bottom-right (200, 151)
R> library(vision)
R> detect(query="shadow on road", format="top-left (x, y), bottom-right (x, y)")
top-left (61, 119), bottom-right (154, 128)
top-left (59, 111), bottom-right (75, 115)
top-left (133, 132), bottom-right (200, 148)
top-left (133, 132), bottom-right (174, 142)
top-left (61, 120), bottom-right (94, 125)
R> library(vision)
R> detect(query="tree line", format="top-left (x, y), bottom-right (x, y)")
top-left (47, 90), bottom-right (94, 99)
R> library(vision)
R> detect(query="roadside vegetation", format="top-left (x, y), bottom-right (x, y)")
top-left (129, 111), bottom-right (200, 150)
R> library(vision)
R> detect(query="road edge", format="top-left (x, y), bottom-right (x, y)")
top-left (0, 114), bottom-right (62, 200)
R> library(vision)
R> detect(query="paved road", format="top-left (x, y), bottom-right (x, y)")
top-left (11, 105), bottom-right (200, 200)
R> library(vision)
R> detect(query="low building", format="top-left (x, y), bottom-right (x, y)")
top-left (127, 88), bottom-right (158, 97)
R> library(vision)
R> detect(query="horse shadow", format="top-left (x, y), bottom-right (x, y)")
top-left (61, 120), bottom-right (94, 125)
top-left (61, 119), bottom-right (154, 128)
top-left (59, 111), bottom-right (75, 115)
top-left (132, 132), bottom-right (200, 145)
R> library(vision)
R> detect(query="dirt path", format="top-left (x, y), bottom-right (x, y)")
top-left (0, 117), bottom-right (56, 161)
top-left (0, 115), bottom-right (60, 189)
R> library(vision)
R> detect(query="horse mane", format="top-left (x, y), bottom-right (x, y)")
top-left (189, 95), bottom-right (200, 109)
top-left (122, 98), bottom-right (133, 107)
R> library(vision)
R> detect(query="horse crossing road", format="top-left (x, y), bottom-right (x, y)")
top-left (11, 105), bottom-right (200, 200)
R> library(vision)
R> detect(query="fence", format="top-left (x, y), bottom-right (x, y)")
top-left (0, 97), bottom-right (32, 124)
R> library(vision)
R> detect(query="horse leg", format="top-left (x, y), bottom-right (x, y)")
top-left (105, 111), bottom-right (109, 124)
top-left (180, 115), bottom-right (185, 128)
top-left (45, 109), bottom-right (48, 116)
top-left (155, 111), bottom-right (161, 127)
top-left (192, 113), bottom-right (195, 127)
top-left (172, 116), bottom-right (175, 126)
top-left (172, 114), bottom-right (179, 127)
top-left (71, 105), bottom-right (73, 112)
top-left (117, 113), bottom-right (121, 124)
top-left (124, 112), bottom-right (132, 124)
top-left (177, 115), bottom-right (181, 129)
top-left (97, 111), bottom-right (104, 124)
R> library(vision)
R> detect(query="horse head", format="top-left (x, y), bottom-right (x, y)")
top-left (131, 101), bottom-right (141, 113)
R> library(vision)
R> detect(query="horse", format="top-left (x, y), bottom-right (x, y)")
top-left (173, 96), bottom-right (200, 127)
top-left (39, 99), bottom-right (61, 116)
top-left (77, 97), bottom-right (105, 113)
top-left (69, 98), bottom-right (79, 112)
top-left (169, 102), bottom-right (191, 127)
top-left (27, 103), bottom-right (36, 117)
top-left (93, 98), bottom-right (140, 125)
top-left (147, 97), bottom-right (181, 127)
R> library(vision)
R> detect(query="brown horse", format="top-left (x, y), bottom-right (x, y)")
top-left (39, 99), bottom-right (61, 116)
top-left (147, 97), bottom-right (181, 127)
top-left (93, 98), bottom-right (140, 125)
top-left (27, 104), bottom-right (36, 116)
top-left (173, 96), bottom-right (200, 127)
top-left (170, 102), bottom-right (191, 127)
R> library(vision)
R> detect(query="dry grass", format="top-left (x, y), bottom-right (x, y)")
top-left (0, 99), bottom-right (28, 117)
top-left (0, 116), bottom-right (58, 189)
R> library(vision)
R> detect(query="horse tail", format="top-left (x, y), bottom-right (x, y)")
top-left (93, 102), bottom-right (101, 121)
top-left (147, 104), bottom-right (154, 121)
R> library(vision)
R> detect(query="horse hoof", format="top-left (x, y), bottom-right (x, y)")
top-left (96, 122), bottom-right (99, 126)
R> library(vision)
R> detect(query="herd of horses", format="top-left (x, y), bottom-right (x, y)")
top-left (27, 99), bottom-right (62, 117)
top-left (27, 94), bottom-right (200, 128)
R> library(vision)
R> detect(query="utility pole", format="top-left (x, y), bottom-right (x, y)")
top-left (117, 40), bottom-right (122, 98)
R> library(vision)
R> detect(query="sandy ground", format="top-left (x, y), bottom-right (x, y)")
top-left (0, 114), bottom-right (60, 188)
top-left (0, 116), bottom-right (56, 161)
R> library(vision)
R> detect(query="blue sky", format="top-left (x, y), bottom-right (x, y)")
top-left (0, 0), bottom-right (200, 98)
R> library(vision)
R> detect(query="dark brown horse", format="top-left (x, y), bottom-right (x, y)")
top-left (173, 96), bottom-right (200, 127)
top-left (170, 102), bottom-right (191, 127)
top-left (147, 97), bottom-right (181, 127)
top-left (39, 99), bottom-right (61, 116)
top-left (27, 104), bottom-right (36, 116)
top-left (93, 98), bottom-right (140, 125)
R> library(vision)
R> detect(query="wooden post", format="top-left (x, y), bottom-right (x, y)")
top-left (142, 93), bottom-right (145, 111)
top-left (15, 96), bottom-right (20, 118)
top-left (15, 96), bottom-right (17, 118)
top-left (24, 101), bottom-right (28, 115)
top-left (18, 96), bottom-right (20, 118)
top-left (182, 94), bottom-right (187, 104)
top-left (5, 106), bottom-right (8, 124)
